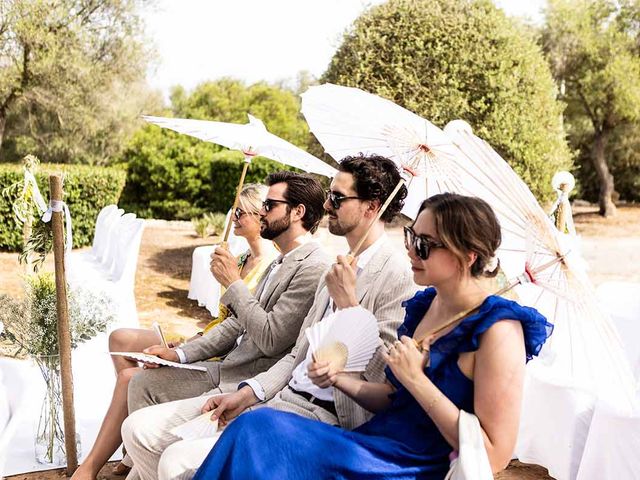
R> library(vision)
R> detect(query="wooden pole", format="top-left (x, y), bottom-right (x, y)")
top-left (49, 175), bottom-right (78, 475)
top-left (555, 183), bottom-right (570, 233)
top-left (222, 157), bottom-right (252, 245)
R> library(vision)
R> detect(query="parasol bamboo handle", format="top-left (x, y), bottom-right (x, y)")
top-left (413, 254), bottom-right (566, 352)
top-left (347, 178), bottom-right (406, 258)
top-left (221, 156), bottom-right (252, 246)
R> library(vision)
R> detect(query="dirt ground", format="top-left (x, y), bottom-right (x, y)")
top-left (3, 460), bottom-right (551, 480)
top-left (3, 203), bottom-right (640, 480)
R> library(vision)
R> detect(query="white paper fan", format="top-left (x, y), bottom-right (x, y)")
top-left (170, 411), bottom-right (219, 441)
top-left (305, 306), bottom-right (380, 372)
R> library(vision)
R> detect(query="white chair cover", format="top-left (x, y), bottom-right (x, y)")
top-left (187, 210), bottom-right (248, 316)
top-left (576, 400), bottom-right (640, 480)
top-left (596, 281), bottom-right (640, 382)
top-left (516, 362), bottom-right (596, 480)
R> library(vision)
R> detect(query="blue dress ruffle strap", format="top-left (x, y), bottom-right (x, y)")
top-left (388, 288), bottom-right (552, 390)
top-left (194, 288), bottom-right (552, 480)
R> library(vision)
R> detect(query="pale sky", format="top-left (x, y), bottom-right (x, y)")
top-left (144, 0), bottom-right (546, 99)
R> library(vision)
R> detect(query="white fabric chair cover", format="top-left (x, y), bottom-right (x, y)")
top-left (0, 358), bottom-right (30, 478)
top-left (67, 213), bottom-right (145, 325)
top-left (187, 210), bottom-right (248, 316)
top-left (516, 362), bottom-right (597, 480)
top-left (576, 400), bottom-right (640, 480)
top-left (596, 281), bottom-right (640, 382)
top-left (66, 206), bottom-right (124, 279)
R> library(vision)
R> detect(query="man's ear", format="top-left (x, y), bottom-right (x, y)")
top-left (292, 203), bottom-right (306, 222)
top-left (365, 198), bottom-right (381, 218)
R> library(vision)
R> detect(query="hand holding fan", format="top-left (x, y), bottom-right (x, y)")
top-left (170, 411), bottom-right (219, 441)
top-left (305, 306), bottom-right (380, 372)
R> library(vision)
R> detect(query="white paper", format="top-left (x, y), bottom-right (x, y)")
top-left (109, 352), bottom-right (207, 372)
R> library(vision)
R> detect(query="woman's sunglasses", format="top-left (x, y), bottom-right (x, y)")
top-left (326, 190), bottom-right (363, 210)
top-left (403, 226), bottom-right (445, 260)
top-left (233, 208), bottom-right (259, 220)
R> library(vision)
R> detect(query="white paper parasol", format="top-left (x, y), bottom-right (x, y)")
top-left (301, 83), bottom-right (476, 221)
top-left (143, 114), bottom-right (336, 241)
top-left (443, 120), bottom-right (636, 409)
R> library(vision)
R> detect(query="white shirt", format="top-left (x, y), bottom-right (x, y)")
top-left (287, 234), bottom-right (387, 401)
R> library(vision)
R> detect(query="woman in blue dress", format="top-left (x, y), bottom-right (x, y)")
top-left (194, 193), bottom-right (552, 480)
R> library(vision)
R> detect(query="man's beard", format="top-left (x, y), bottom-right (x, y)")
top-left (261, 214), bottom-right (291, 240)
top-left (327, 214), bottom-right (358, 236)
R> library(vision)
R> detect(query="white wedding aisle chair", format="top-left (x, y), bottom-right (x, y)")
top-left (66, 206), bottom-right (126, 282)
top-left (0, 358), bottom-right (29, 479)
top-left (67, 209), bottom-right (145, 325)
top-left (516, 363), bottom-right (597, 480)
top-left (187, 209), bottom-right (248, 316)
top-left (576, 400), bottom-right (640, 480)
top-left (573, 281), bottom-right (640, 480)
top-left (596, 281), bottom-right (640, 381)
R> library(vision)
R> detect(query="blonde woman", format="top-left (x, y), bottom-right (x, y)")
top-left (71, 184), bottom-right (277, 480)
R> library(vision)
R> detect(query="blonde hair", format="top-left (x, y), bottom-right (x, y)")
top-left (238, 183), bottom-right (268, 214)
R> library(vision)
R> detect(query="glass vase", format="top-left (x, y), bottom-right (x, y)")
top-left (33, 354), bottom-right (81, 465)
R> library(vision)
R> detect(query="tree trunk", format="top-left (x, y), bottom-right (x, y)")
top-left (0, 113), bottom-right (5, 153)
top-left (591, 129), bottom-right (617, 217)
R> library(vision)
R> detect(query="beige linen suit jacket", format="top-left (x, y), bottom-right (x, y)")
top-left (180, 241), bottom-right (330, 393)
top-left (252, 239), bottom-right (418, 430)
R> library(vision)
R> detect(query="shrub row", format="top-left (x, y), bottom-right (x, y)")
top-left (120, 149), bottom-right (302, 220)
top-left (0, 163), bottom-right (126, 252)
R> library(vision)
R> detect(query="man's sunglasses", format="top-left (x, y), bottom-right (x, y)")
top-left (326, 190), bottom-right (363, 210)
top-left (403, 226), bottom-right (445, 260)
top-left (262, 198), bottom-right (291, 212)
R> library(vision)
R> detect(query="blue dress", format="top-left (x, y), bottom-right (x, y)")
top-left (194, 288), bottom-right (552, 480)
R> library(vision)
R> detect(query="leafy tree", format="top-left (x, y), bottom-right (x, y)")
top-left (323, 0), bottom-right (572, 202)
top-left (0, 0), bottom-right (160, 165)
top-left (543, 0), bottom-right (640, 216)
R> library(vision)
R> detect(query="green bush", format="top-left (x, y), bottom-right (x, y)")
top-left (192, 212), bottom-right (227, 238)
top-left (323, 0), bottom-right (573, 202)
top-left (0, 163), bottom-right (126, 251)
top-left (119, 126), bottom-right (299, 219)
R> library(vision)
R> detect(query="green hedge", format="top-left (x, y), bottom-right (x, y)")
top-left (0, 163), bottom-right (126, 252)
top-left (120, 149), bottom-right (299, 220)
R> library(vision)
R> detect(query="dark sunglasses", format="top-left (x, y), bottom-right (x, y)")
top-left (403, 226), bottom-right (445, 260)
top-left (234, 207), bottom-right (258, 220)
top-left (326, 190), bottom-right (363, 210)
top-left (262, 198), bottom-right (291, 212)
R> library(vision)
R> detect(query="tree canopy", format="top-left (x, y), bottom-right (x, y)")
top-left (323, 0), bottom-right (573, 202)
top-left (543, 0), bottom-right (640, 215)
top-left (0, 0), bottom-right (160, 165)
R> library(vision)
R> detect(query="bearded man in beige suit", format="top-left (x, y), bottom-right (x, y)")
top-left (122, 155), bottom-right (418, 480)
top-left (119, 171), bottom-right (330, 480)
